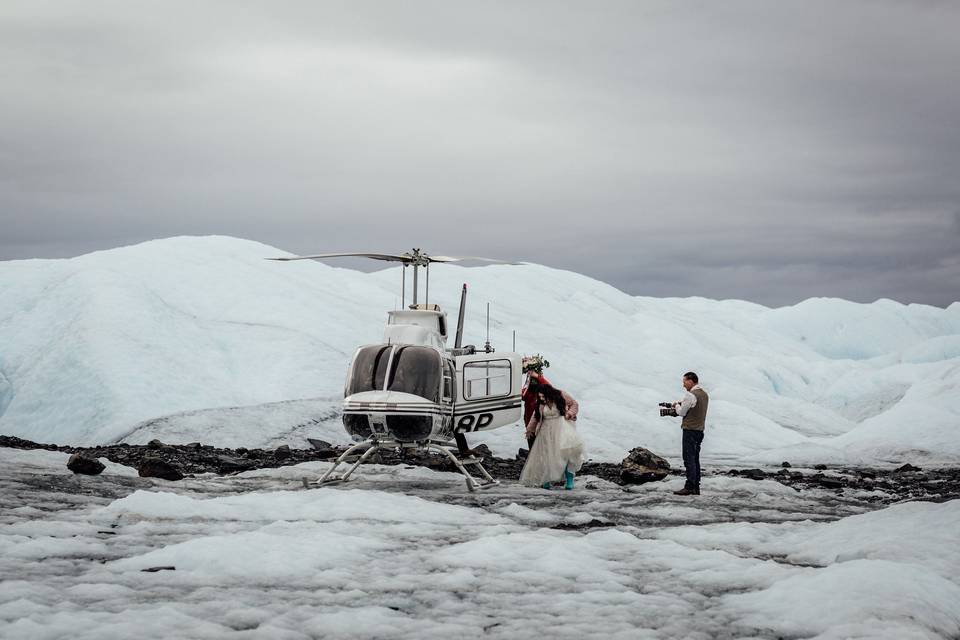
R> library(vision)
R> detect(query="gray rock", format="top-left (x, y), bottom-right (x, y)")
top-left (620, 447), bottom-right (671, 484)
top-left (517, 448), bottom-right (529, 460)
top-left (738, 468), bottom-right (767, 481)
top-left (815, 475), bottom-right (846, 489)
top-left (895, 463), bottom-right (921, 473)
top-left (146, 438), bottom-right (177, 452)
top-left (138, 456), bottom-right (184, 481)
top-left (67, 453), bottom-right (105, 475)
top-left (273, 445), bottom-right (292, 460)
top-left (814, 464), bottom-right (828, 470)
top-left (307, 438), bottom-right (332, 451)
top-left (781, 461), bottom-right (792, 468)
top-left (470, 444), bottom-right (493, 459)
top-left (217, 455), bottom-right (255, 473)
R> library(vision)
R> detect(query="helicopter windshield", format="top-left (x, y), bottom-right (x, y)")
top-left (387, 346), bottom-right (442, 403)
top-left (346, 345), bottom-right (442, 403)
top-left (346, 345), bottom-right (392, 396)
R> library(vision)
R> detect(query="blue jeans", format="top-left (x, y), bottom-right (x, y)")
top-left (682, 429), bottom-right (704, 488)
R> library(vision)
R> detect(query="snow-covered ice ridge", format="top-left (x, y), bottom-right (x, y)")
top-left (2, 448), bottom-right (959, 639)
top-left (1, 235), bottom-right (958, 465)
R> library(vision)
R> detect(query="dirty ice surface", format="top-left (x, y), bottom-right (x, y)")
top-left (2, 448), bottom-right (958, 640)
top-left (2, 236), bottom-right (959, 466)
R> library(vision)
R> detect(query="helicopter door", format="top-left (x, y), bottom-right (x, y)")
top-left (453, 354), bottom-right (522, 433)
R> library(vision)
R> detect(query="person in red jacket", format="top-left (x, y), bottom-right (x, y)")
top-left (522, 372), bottom-right (550, 426)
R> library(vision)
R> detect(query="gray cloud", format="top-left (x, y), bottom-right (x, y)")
top-left (1, 0), bottom-right (959, 307)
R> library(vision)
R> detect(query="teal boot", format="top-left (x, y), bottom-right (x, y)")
top-left (542, 482), bottom-right (552, 490)
top-left (564, 469), bottom-right (575, 490)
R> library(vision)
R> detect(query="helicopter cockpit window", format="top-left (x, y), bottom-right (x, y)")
top-left (463, 360), bottom-right (512, 400)
top-left (387, 346), bottom-right (442, 403)
top-left (347, 345), bottom-right (392, 395)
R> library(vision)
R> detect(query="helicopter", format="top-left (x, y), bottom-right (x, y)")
top-left (269, 249), bottom-right (524, 491)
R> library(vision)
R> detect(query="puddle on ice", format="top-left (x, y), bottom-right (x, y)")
top-left (1, 449), bottom-right (958, 640)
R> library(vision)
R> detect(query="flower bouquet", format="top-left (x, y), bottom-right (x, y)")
top-left (522, 354), bottom-right (550, 375)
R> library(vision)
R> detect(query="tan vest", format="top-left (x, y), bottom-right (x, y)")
top-left (681, 388), bottom-right (709, 431)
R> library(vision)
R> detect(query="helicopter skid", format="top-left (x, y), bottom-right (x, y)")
top-left (423, 443), bottom-right (499, 492)
top-left (299, 437), bottom-right (499, 492)
top-left (301, 439), bottom-right (382, 489)
top-left (302, 475), bottom-right (346, 488)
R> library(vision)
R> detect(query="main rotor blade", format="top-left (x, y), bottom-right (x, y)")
top-left (428, 255), bottom-right (520, 265)
top-left (267, 251), bottom-right (521, 265)
top-left (267, 252), bottom-right (413, 263)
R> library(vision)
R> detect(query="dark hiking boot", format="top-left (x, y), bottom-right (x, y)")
top-left (673, 486), bottom-right (700, 496)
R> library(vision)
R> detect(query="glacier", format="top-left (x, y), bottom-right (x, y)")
top-left (1, 235), bottom-right (958, 465)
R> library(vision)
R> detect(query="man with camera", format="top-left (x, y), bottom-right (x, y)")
top-left (659, 371), bottom-right (709, 496)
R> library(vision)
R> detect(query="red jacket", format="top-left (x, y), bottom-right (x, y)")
top-left (521, 373), bottom-right (550, 425)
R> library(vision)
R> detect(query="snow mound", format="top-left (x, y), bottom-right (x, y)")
top-left (1, 235), bottom-right (958, 465)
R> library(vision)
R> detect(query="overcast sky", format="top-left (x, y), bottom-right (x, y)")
top-left (2, 1), bottom-right (958, 307)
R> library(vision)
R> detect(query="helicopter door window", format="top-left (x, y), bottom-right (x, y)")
top-left (442, 361), bottom-right (455, 401)
top-left (347, 345), bottom-right (393, 395)
top-left (463, 360), bottom-right (511, 400)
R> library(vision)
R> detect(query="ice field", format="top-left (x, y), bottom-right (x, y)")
top-left (1, 236), bottom-right (959, 466)
top-left (2, 237), bottom-right (959, 639)
top-left (2, 447), bottom-right (959, 640)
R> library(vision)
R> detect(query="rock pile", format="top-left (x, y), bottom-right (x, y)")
top-left (1, 435), bottom-right (957, 503)
top-left (722, 463), bottom-right (960, 503)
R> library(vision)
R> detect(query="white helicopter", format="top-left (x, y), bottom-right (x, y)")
top-left (269, 249), bottom-right (524, 491)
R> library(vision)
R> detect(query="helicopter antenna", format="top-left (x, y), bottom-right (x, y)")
top-left (512, 330), bottom-right (516, 352)
top-left (401, 264), bottom-right (406, 307)
top-left (484, 302), bottom-right (492, 353)
top-left (412, 250), bottom-right (419, 306)
top-left (455, 284), bottom-right (467, 349)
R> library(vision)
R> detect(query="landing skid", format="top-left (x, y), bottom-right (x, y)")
top-left (301, 437), bottom-right (500, 492)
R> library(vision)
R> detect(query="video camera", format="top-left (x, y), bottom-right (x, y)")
top-left (658, 402), bottom-right (678, 417)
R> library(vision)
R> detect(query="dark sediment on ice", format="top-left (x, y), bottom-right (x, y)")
top-left (2, 434), bottom-right (959, 504)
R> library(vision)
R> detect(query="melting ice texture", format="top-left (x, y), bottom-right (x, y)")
top-left (0, 236), bottom-right (958, 465)
top-left (1, 448), bottom-right (959, 640)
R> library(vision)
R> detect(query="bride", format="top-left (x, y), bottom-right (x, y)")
top-left (519, 383), bottom-right (585, 490)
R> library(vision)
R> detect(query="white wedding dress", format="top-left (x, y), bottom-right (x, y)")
top-left (519, 404), bottom-right (585, 486)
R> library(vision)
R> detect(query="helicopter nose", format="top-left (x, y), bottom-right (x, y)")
top-left (385, 414), bottom-right (434, 441)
